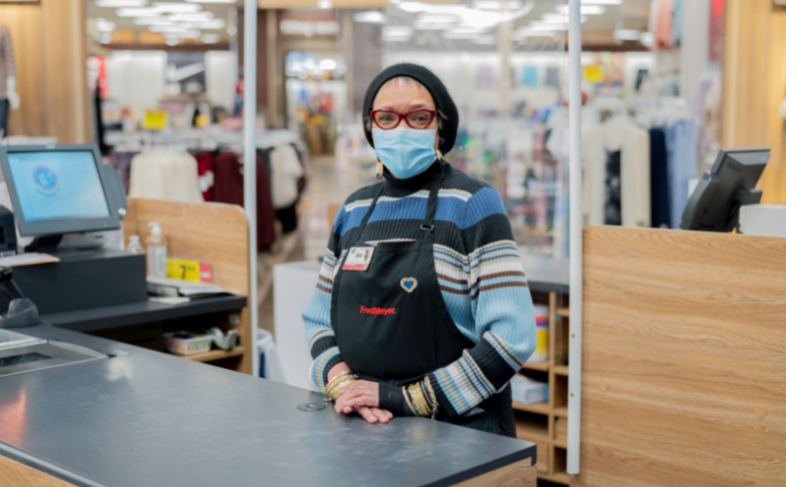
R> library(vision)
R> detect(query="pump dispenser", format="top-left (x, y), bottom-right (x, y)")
top-left (145, 222), bottom-right (168, 278)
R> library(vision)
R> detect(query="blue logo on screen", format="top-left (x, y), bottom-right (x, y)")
top-left (33, 166), bottom-right (58, 193)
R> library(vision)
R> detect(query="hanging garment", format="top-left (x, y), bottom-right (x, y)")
top-left (671, 0), bottom-right (684, 46)
top-left (648, 0), bottom-right (662, 37)
top-left (195, 152), bottom-right (215, 201)
top-left (545, 67), bottom-right (560, 88)
top-left (656, 0), bottom-right (675, 49)
top-left (212, 151), bottom-right (277, 251)
top-left (649, 128), bottom-right (671, 228)
top-left (584, 123), bottom-right (651, 227)
top-left (0, 24), bottom-right (16, 101)
top-left (330, 173), bottom-right (514, 437)
top-left (128, 151), bottom-right (204, 203)
top-left (0, 99), bottom-right (8, 137)
top-left (664, 120), bottom-right (697, 228)
top-left (521, 66), bottom-right (538, 87)
top-left (604, 150), bottom-right (622, 225)
top-left (269, 145), bottom-right (304, 210)
top-left (275, 203), bottom-right (298, 235)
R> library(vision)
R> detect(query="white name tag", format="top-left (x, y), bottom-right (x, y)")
top-left (342, 247), bottom-right (375, 271)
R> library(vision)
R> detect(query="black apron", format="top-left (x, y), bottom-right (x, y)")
top-left (330, 170), bottom-right (516, 437)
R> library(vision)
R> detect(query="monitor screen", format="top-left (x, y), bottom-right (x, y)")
top-left (6, 151), bottom-right (111, 223)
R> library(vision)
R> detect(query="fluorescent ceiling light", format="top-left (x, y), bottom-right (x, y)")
top-left (194, 19), bottom-right (225, 29)
top-left (383, 25), bottom-right (413, 41)
top-left (202, 33), bottom-right (220, 43)
top-left (541, 13), bottom-right (587, 23)
top-left (614, 29), bottom-right (641, 41)
top-left (186, 0), bottom-right (235, 3)
top-left (516, 28), bottom-right (560, 37)
top-left (317, 0), bottom-right (333, 8)
top-left (471, 1), bottom-right (522, 9)
top-left (96, 0), bottom-right (147, 7)
top-left (555, 4), bottom-right (606, 15)
top-left (319, 59), bottom-right (337, 71)
top-left (133, 17), bottom-right (173, 25)
top-left (152, 2), bottom-right (202, 12)
top-left (397, 2), bottom-right (432, 13)
top-left (168, 12), bottom-right (214, 21)
top-left (581, 0), bottom-right (622, 4)
top-left (96, 18), bottom-right (116, 32)
top-left (353, 11), bottom-right (386, 23)
top-left (443, 28), bottom-right (485, 39)
top-left (165, 38), bottom-right (179, 45)
top-left (526, 22), bottom-right (568, 31)
top-left (116, 7), bottom-right (159, 16)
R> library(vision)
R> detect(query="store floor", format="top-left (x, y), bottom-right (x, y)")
top-left (257, 154), bottom-right (374, 337)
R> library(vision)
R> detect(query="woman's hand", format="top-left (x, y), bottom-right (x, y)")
top-left (334, 380), bottom-right (393, 424)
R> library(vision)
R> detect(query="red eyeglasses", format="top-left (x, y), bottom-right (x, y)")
top-left (370, 109), bottom-right (437, 130)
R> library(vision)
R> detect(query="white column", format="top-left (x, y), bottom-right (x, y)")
top-left (244, 0), bottom-right (259, 377)
top-left (567, 0), bottom-right (583, 475)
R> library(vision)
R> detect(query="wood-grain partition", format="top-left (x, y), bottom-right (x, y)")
top-left (574, 226), bottom-right (786, 486)
top-left (123, 198), bottom-right (254, 375)
top-left (723, 0), bottom-right (786, 203)
top-left (0, 0), bottom-right (89, 143)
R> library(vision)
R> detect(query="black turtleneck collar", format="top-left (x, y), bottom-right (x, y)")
top-left (383, 161), bottom-right (449, 193)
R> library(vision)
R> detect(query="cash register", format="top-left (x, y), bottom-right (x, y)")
top-left (0, 143), bottom-right (127, 255)
top-left (0, 144), bottom-right (146, 317)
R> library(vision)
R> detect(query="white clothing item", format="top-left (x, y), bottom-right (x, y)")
top-left (584, 123), bottom-right (651, 228)
top-left (128, 151), bottom-right (204, 203)
top-left (270, 145), bottom-right (303, 209)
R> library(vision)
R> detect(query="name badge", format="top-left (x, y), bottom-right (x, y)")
top-left (343, 247), bottom-right (375, 272)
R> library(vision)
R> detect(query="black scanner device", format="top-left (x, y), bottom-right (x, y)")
top-left (0, 266), bottom-right (39, 328)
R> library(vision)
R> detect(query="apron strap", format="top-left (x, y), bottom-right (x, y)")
top-left (420, 171), bottom-right (444, 237)
top-left (354, 183), bottom-right (385, 244)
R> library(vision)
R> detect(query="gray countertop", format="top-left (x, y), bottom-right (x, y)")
top-left (0, 326), bottom-right (536, 487)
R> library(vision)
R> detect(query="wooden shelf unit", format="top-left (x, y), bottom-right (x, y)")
top-left (180, 347), bottom-right (245, 363)
top-left (514, 291), bottom-right (571, 485)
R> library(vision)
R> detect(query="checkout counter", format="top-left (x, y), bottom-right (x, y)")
top-left (0, 144), bottom-right (538, 486)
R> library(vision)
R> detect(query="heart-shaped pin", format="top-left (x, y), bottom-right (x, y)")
top-left (400, 277), bottom-right (418, 293)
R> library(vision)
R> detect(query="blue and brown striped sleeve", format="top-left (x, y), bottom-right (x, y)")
top-left (302, 206), bottom-right (345, 392)
top-left (428, 187), bottom-right (537, 417)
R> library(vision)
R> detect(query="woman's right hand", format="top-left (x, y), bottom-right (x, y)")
top-left (327, 363), bottom-right (392, 424)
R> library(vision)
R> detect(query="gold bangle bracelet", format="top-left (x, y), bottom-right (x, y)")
top-left (329, 379), bottom-right (357, 402)
top-left (326, 376), bottom-right (356, 398)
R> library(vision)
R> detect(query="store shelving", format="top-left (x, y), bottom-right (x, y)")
top-left (181, 347), bottom-right (245, 363)
top-left (514, 290), bottom-right (571, 485)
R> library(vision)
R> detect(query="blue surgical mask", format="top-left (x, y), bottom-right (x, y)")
top-left (373, 127), bottom-right (437, 180)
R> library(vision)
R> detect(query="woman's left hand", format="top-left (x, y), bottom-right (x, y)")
top-left (335, 380), bottom-right (386, 421)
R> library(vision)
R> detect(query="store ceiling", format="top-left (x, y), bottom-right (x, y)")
top-left (86, 0), bottom-right (652, 48)
top-left (86, 0), bottom-right (238, 47)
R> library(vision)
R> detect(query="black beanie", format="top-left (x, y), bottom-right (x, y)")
top-left (362, 63), bottom-right (460, 154)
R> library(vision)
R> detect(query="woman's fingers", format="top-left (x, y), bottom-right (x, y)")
top-left (341, 394), bottom-right (378, 409)
top-left (370, 408), bottom-right (390, 423)
top-left (357, 407), bottom-right (378, 423)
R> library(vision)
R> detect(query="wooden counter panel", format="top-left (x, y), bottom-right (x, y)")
top-left (574, 227), bottom-right (786, 487)
top-left (0, 455), bottom-right (75, 487)
top-left (455, 458), bottom-right (536, 487)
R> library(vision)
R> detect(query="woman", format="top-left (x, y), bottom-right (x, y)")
top-left (302, 63), bottom-right (536, 437)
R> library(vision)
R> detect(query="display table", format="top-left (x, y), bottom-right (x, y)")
top-left (0, 326), bottom-right (536, 487)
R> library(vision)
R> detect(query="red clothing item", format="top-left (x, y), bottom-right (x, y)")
top-left (213, 151), bottom-right (277, 251)
top-left (195, 152), bottom-right (215, 201)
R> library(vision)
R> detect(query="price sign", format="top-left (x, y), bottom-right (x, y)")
top-left (143, 110), bottom-right (168, 130)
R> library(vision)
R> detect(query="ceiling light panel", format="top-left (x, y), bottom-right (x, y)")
top-left (185, 0), bottom-right (236, 3)
top-left (116, 7), bottom-right (159, 16)
top-left (581, 0), bottom-right (622, 4)
top-left (152, 2), bottom-right (202, 12)
top-left (471, 0), bottom-right (522, 9)
top-left (555, 4), bottom-right (606, 15)
top-left (96, 0), bottom-right (148, 7)
top-left (353, 11), bottom-right (386, 23)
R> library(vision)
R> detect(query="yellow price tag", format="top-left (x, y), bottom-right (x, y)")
top-left (143, 110), bottom-right (168, 130)
top-left (584, 65), bottom-right (605, 83)
top-left (167, 258), bottom-right (213, 283)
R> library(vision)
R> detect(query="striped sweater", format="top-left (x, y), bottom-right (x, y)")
top-left (302, 163), bottom-right (537, 417)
